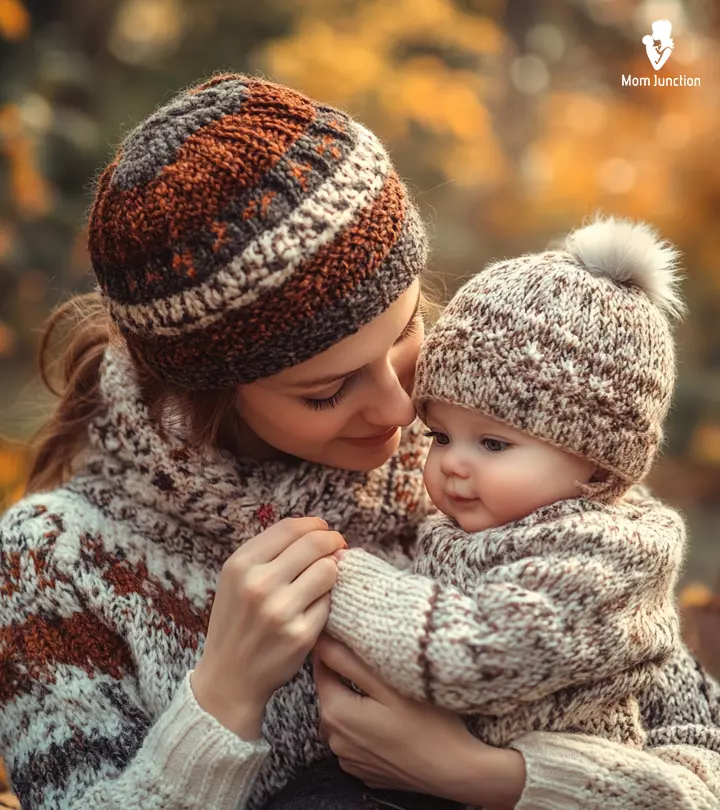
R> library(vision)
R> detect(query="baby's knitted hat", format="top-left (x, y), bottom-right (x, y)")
top-left (413, 217), bottom-right (685, 497)
top-left (88, 74), bottom-right (428, 390)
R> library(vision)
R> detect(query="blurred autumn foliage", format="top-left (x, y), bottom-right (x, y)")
top-left (0, 0), bottom-right (719, 800)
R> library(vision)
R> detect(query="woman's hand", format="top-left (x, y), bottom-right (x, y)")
top-left (192, 517), bottom-right (345, 739)
top-left (312, 634), bottom-right (527, 810)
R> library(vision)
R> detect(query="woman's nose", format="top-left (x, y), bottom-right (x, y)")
top-left (363, 365), bottom-right (417, 427)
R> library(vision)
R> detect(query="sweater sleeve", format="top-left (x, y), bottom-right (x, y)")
top-left (511, 732), bottom-right (720, 810)
top-left (326, 505), bottom-right (683, 712)
top-left (0, 523), bottom-right (268, 809)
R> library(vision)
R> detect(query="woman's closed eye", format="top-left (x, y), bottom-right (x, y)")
top-left (299, 307), bottom-right (425, 412)
top-left (300, 377), bottom-right (354, 411)
top-left (395, 307), bottom-right (424, 343)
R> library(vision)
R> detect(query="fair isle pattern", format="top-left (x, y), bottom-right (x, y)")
top-left (413, 229), bottom-right (678, 496)
top-left (88, 74), bottom-right (428, 389)
top-left (0, 344), bottom-right (434, 810)
top-left (327, 495), bottom-right (687, 749)
top-left (106, 123), bottom-right (395, 335)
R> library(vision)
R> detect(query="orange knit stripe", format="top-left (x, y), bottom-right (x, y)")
top-left (91, 80), bottom-right (317, 279)
top-left (126, 169), bottom-right (408, 374)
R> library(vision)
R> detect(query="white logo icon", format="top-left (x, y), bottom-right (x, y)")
top-left (642, 20), bottom-right (674, 71)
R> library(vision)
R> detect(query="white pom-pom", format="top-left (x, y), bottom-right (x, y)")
top-left (565, 216), bottom-right (685, 319)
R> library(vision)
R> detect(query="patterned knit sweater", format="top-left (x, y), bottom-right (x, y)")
top-left (1, 345), bottom-right (719, 810)
top-left (327, 498), bottom-right (685, 749)
top-left (0, 345), bottom-right (433, 809)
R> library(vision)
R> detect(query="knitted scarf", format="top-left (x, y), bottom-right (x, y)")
top-left (4, 345), bottom-right (720, 810)
top-left (80, 344), bottom-right (433, 567)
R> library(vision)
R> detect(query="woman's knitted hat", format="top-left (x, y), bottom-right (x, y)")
top-left (413, 217), bottom-right (685, 495)
top-left (88, 74), bottom-right (428, 390)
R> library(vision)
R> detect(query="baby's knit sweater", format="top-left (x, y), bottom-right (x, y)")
top-left (1, 345), bottom-right (719, 810)
top-left (327, 497), bottom-right (685, 748)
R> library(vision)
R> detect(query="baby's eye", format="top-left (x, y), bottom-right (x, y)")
top-left (423, 430), bottom-right (450, 446)
top-left (481, 437), bottom-right (510, 453)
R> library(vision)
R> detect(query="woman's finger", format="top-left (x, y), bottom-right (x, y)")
top-left (286, 557), bottom-right (337, 614)
top-left (273, 528), bottom-right (346, 580)
top-left (312, 647), bottom-right (351, 703)
top-left (296, 592), bottom-right (333, 645)
top-left (313, 634), bottom-right (394, 704)
top-left (312, 648), bottom-right (369, 723)
top-left (238, 516), bottom-right (329, 565)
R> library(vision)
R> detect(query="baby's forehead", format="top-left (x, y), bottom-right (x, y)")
top-left (425, 401), bottom-right (507, 432)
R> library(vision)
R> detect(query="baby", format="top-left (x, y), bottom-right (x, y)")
top-left (328, 217), bottom-right (687, 748)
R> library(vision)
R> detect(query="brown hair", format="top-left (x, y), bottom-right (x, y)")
top-left (25, 292), bottom-right (240, 494)
top-left (25, 279), bottom-right (446, 495)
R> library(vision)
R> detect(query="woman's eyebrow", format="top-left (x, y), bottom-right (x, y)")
top-left (290, 291), bottom-right (422, 389)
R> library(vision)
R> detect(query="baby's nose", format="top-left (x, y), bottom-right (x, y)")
top-left (439, 446), bottom-right (473, 478)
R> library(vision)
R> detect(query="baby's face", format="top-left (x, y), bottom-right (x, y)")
top-left (422, 402), bottom-right (597, 533)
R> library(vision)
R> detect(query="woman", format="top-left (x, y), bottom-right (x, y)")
top-left (0, 74), bottom-right (717, 810)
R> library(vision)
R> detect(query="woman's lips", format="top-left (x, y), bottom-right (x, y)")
top-left (342, 426), bottom-right (399, 447)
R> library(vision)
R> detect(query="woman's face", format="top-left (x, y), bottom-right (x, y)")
top-left (236, 280), bottom-right (425, 471)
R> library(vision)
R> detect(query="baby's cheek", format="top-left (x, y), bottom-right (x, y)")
top-left (422, 454), bottom-right (443, 506)
top-left (513, 461), bottom-right (580, 510)
top-left (497, 459), bottom-right (558, 512)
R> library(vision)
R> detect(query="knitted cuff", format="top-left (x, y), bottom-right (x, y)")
top-left (328, 548), bottom-right (435, 702)
top-left (141, 670), bottom-right (269, 809)
top-left (511, 732), bottom-right (625, 810)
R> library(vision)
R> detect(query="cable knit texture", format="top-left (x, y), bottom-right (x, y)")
top-left (0, 344), bottom-right (433, 809)
top-left (512, 729), bottom-right (720, 810)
